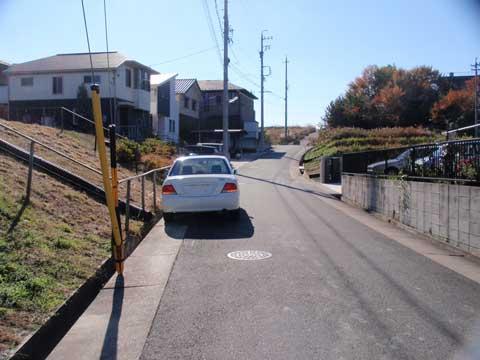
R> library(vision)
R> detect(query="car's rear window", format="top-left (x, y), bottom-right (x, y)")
top-left (185, 146), bottom-right (216, 154)
top-left (170, 158), bottom-right (231, 176)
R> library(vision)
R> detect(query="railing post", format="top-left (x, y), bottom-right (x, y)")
top-left (411, 147), bottom-right (416, 176)
top-left (25, 141), bottom-right (35, 203)
top-left (384, 151), bottom-right (388, 175)
top-left (141, 176), bottom-right (145, 213)
top-left (125, 180), bottom-right (131, 235)
top-left (60, 107), bottom-right (64, 133)
top-left (153, 171), bottom-right (157, 212)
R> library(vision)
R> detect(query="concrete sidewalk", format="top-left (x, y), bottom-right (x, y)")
top-left (47, 220), bottom-right (185, 360)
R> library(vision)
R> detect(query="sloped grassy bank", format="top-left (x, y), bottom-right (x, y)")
top-left (303, 127), bottom-right (442, 173)
top-left (0, 153), bottom-right (146, 359)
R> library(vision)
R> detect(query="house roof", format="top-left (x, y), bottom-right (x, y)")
top-left (151, 73), bottom-right (178, 86)
top-left (175, 79), bottom-right (198, 94)
top-left (198, 80), bottom-right (257, 99)
top-left (5, 52), bottom-right (158, 75)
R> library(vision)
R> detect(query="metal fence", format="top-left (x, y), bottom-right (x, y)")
top-left (342, 138), bottom-right (480, 184)
top-left (118, 166), bottom-right (170, 236)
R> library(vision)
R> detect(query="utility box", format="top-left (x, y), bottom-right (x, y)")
top-left (319, 157), bottom-right (342, 184)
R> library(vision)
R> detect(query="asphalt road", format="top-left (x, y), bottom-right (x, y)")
top-left (141, 145), bottom-right (480, 360)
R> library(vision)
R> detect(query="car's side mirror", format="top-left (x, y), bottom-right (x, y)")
top-left (233, 168), bottom-right (237, 175)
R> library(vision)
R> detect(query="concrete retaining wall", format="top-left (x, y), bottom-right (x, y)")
top-left (342, 174), bottom-right (480, 255)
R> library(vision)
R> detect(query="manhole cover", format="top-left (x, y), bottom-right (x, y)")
top-left (227, 250), bottom-right (272, 261)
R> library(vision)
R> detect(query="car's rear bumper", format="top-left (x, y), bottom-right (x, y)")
top-left (162, 192), bottom-right (240, 213)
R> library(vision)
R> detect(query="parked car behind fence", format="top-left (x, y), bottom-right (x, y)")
top-left (343, 138), bottom-right (480, 183)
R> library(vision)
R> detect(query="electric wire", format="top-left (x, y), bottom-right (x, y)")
top-left (80, 0), bottom-right (95, 79)
top-left (202, 0), bottom-right (223, 66)
top-left (149, 47), bottom-right (217, 67)
top-left (103, 0), bottom-right (114, 124)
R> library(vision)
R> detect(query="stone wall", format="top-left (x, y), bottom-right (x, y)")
top-left (342, 174), bottom-right (480, 255)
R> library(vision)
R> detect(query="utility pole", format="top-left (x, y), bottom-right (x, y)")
top-left (284, 56), bottom-right (289, 143)
top-left (222, 0), bottom-right (230, 158)
top-left (259, 30), bottom-right (272, 149)
top-left (472, 58), bottom-right (479, 137)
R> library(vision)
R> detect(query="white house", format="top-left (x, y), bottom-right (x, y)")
top-left (150, 73), bottom-right (179, 143)
top-left (4, 52), bottom-right (158, 140)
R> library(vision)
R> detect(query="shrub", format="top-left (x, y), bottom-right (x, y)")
top-left (142, 153), bottom-right (173, 172)
top-left (116, 139), bottom-right (138, 163)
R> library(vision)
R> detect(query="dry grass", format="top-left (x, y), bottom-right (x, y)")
top-left (0, 119), bottom-right (174, 211)
top-left (265, 126), bottom-right (316, 145)
top-left (0, 152), bottom-right (145, 358)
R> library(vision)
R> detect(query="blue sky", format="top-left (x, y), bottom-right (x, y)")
top-left (1, 0), bottom-right (479, 126)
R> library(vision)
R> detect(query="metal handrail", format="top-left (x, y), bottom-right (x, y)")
top-left (60, 107), bottom-right (127, 139)
top-left (121, 165), bottom-right (171, 234)
top-left (118, 165), bottom-right (171, 184)
top-left (0, 121), bottom-right (102, 175)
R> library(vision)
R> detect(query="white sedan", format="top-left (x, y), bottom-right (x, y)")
top-left (161, 155), bottom-right (240, 221)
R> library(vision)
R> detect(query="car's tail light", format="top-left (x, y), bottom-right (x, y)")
top-left (162, 184), bottom-right (177, 195)
top-left (222, 182), bottom-right (237, 193)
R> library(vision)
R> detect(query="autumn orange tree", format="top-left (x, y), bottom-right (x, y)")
top-left (324, 65), bottom-right (446, 129)
top-left (431, 78), bottom-right (475, 129)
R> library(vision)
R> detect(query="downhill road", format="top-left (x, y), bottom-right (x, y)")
top-left (141, 145), bottom-right (480, 360)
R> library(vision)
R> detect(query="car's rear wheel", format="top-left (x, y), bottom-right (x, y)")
top-left (163, 213), bottom-right (175, 223)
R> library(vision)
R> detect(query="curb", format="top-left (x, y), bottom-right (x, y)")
top-left (10, 258), bottom-right (115, 360)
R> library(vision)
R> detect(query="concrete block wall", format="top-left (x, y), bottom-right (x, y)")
top-left (342, 174), bottom-right (480, 256)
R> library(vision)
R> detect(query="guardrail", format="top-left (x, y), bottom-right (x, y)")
top-left (342, 138), bottom-right (480, 184)
top-left (119, 165), bottom-right (171, 235)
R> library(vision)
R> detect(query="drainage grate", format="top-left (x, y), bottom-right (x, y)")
top-left (227, 250), bottom-right (272, 261)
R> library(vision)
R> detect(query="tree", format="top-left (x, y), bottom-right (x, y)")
top-left (76, 84), bottom-right (91, 119)
top-left (431, 78), bottom-right (475, 130)
top-left (323, 65), bottom-right (443, 129)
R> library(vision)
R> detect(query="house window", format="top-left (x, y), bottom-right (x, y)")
top-left (21, 77), bottom-right (33, 86)
top-left (192, 100), bottom-right (197, 111)
top-left (52, 77), bottom-right (63, 94)
top-left (125, 69), bottom-right (132, 87)
top-left (184, 97), bottom-right (190, 109)
top-left (141, 70), bottom-right (150, 91)
top-left (133, 68), bottom-right (139, 89)
top-left (84, 75), bottom-right (101, 84)
top-left (216, 95), bottom-right (221, 105)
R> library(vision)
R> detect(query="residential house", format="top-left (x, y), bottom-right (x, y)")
top-left (175, 78), bottom-right (202, 143)
top-left (4, 52), bottom-right (158, 140)
top-left (0, 60), bottom-right (9, 119)
top-left (198, 80), bottom-right (258, 152)
top-left (150, 73), bottom-right (179, 143)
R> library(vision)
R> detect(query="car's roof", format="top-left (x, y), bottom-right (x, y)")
top-left (175, 155), bottom-right (228, 161)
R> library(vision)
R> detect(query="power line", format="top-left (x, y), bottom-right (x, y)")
top-left (80, 0), bottom-right (94, 80)
top-left (103, 0), bottom-right (114, 124)
top-left (214, 0), bottom-right (223, 33)
top-left (201, 0), bottom-right (223, 65)
top-left (149, 47), bottom-right (217, 67)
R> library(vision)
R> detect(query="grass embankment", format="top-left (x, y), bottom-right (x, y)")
top-left (303, 127), bottom-right (443, 172)
top-left (0, 152), bottom-right (144, 358)
top-left (265, 126), bottom-right (316, 145)
top-left (0, 119), bottom-right (176, 211)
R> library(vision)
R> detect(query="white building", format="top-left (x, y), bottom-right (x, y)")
top-left (150, 73), bottom-right (179, 143)
top-left (5, 52), bottom-right (158, 140)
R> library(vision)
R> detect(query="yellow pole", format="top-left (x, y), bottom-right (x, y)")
top-left (90, 85), bottom-right (124, 274)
